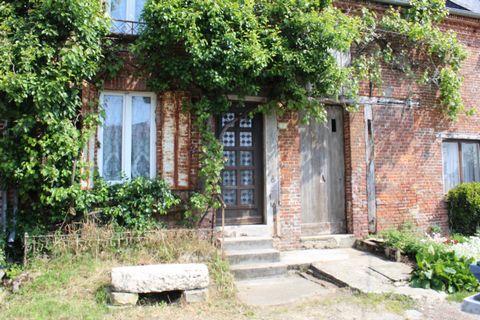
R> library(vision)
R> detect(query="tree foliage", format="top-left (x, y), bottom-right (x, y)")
top-left (0, 0), bottom-right (109, 233)
top-left (0, 0), bottom-right (470, 231)
top-left (133, 0), bottom-right (468, 216)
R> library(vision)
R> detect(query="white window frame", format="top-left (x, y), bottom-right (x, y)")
top-left (442, 139), bottom-right (480, 193)
top-left (98, 91), bottom-right (157, 183)
top-left (107, 0), bottom-right (142, 22)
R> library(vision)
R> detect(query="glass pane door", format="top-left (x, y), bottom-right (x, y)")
top-left (217, 109), bottom-right (264, 225)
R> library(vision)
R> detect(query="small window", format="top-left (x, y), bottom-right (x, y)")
top-left (108, 0), bottom-right (146, 35)
top-left (98, 92), bottom-right (156, 182)
top-left (442, 141), bottom-right (480, 192)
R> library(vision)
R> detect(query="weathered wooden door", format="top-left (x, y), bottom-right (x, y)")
top-left (217, 111), bottom-right (264, 225)
top-left (300, 106), bottom-right (346, 235)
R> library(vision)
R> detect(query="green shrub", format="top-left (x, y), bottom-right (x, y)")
top-left (447, 182), bottom-right (480, 236)
top-left (379, 225), bottom-right (447, 258)
top-left (380, 228), bottom-right (425, 257)
top-left (97, 177), bottom-right (180, 231)
top-left (411, 245), bottom-right (479, 293)
top-left (72, 177), bottom-right (180, 232)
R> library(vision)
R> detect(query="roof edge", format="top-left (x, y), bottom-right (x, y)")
top-left (370, 0), bottom-right (480, 19)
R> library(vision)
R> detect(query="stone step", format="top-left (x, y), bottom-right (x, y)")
top-left (300, 234), bottom-right (356, 250)
top-left (231, 262), bottom-right (288, 280)
top-left (220, 237), bottom-right (273, 251)
top-left (225, 249), bottom-right (280, 265)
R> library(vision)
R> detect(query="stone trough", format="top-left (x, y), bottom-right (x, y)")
top-left (461, 263), bottom-right (480, 315)
top-left (110, 264), bottom-right (209, 306)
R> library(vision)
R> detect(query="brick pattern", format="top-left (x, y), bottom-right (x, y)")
top-left (6, 0), bottom-right (474, 244)
top-left (344, 109), bottom-right (369, 237)
top-left (344, 4), bottom-right (480, 234)
top-left (157, 91), bottom-right (193, 190)
top-left (276, 112), bottom-right (302, 250)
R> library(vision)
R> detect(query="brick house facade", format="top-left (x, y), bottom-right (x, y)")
top-left (1, 1), bottom-right (479, 251)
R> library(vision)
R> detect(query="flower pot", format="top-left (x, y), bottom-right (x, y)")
top-left (470, 263), bottom-right (480, 282)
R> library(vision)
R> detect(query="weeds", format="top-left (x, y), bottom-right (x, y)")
top-left (0, 223), bottom-right (235, 319)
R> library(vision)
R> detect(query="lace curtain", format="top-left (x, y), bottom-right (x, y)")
top-left (131, 96), bottom-right (151, 178)
top-left (102, 95), bottom-right (123, 181)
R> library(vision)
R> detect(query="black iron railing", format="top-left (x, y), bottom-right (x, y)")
top-left (110, 19), bottom-right (145, 36)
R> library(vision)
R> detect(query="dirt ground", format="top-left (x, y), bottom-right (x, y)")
top-left (103, 287), bottom-right (477, 320)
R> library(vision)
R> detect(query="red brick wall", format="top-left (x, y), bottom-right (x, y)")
top-left (348, 8), bottom-right (480, 234)
top-left (81, 2), bottom-right (480, 243)
top-left (344, 109), bottom-right (370, 237)
top-left (276, 112), bottom-right (302, 250)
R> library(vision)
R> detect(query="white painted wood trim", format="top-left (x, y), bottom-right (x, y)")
top-left (98, 91), bottom-right (157, 183)
top-left (436, 132), bottom-right (480, 141)
top-left (226, 95), bottom-right (268, 103)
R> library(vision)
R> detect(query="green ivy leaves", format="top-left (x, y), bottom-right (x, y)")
top-left (0, 0), bottom-right (109, 233)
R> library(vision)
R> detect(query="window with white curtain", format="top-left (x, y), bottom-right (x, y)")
top-left (98, 92), bottom-right (156, 182)
top-left (442, 141), bottom-right (480, 192)
top-left (108, 0), bottom-right (146, 34)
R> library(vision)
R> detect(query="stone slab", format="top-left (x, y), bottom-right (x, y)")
top-left (236, 274), bottom-right (333, 306)
top-left (182, 288), bottom-right (208, 303)
top-left (110, 292), bottom-right (138, 306)
top-left (111, 264), bottom-right (209, 293)
top-left (462, 293), bottom-right (480, 315)
top-left (310, 248), bottom-right (446, 301)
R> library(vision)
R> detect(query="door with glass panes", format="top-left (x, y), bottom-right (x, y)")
top-left (217, 111), bottom-right (264, 225)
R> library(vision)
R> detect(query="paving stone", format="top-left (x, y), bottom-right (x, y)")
top-left (310, 248), bottom-right (446, 302)
top-left (404, 309), bottom-right (423, 320)
top-left (236, 274), bottom-right (332, 306)
top-left (110, 292), bottom-right (138, 306)
top-left (182, 288), bottom-right (208, 303)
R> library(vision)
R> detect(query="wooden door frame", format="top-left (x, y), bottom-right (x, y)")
top-left (216, 107), bottom-right (265, 225)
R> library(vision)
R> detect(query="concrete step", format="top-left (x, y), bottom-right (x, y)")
top-left (220, 237), bottom-right (273, 251)
top-left (300, 234), bottom-right (356, 250)
top-left (231, 262), bottom-right (288, 280)
top-left (226, 249), bottom-right (280, 265)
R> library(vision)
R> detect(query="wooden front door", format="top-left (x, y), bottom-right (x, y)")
top-left (217, 111), bottom-right (264, 225)
top-left (300, 106), bottom-right (346, 235)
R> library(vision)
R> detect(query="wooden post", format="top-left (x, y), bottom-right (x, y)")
top-left (23, 233), bottom-right (29, 266)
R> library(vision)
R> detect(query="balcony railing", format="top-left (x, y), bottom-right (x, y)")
top-left (110, 19), bottom-right (145, 36)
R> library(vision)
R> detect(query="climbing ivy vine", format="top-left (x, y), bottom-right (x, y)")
top-left (0, 0), bottom-right (110, 233)
top-left (0, 0), bottom-right (470, 230)
top-left (133, 0), bottom-right (468, 219)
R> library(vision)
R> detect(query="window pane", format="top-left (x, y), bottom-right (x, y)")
top-left (240, 151), bottom-right (253, 166)
top-left (462, 143), bottom-right (480, 183)
top-left (131, 96), bottom-right (151, 178)
top-left (223, 190), bottom-right (236, 206)
top-left (222, 132), bottom-right (235, 147)
top-left (222, 113), bottom-right (235, 127)
top-left (240, 189), bottom-right (254, 205)
top-left (103, 95), bottom-right (123, 181)
top-left (135, 0), bottom-right (146, 22)
top-left (240, 132), bottom-right (252, 147)
top-left (110, 0), bottom-right (127, 32)
top-left (443, 142), bottom-right (460, 192)
top-left (222, 170), bottom-right (236, 186)
top-left (224, 151), bottom-right (235, 166)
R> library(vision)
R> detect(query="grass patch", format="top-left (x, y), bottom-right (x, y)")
top-left (351, 292), bottom-right (416, 314)
top-left (447, 290), bottom-right (475, 303)
top-left (0, 225), bottom-right (238, 320)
